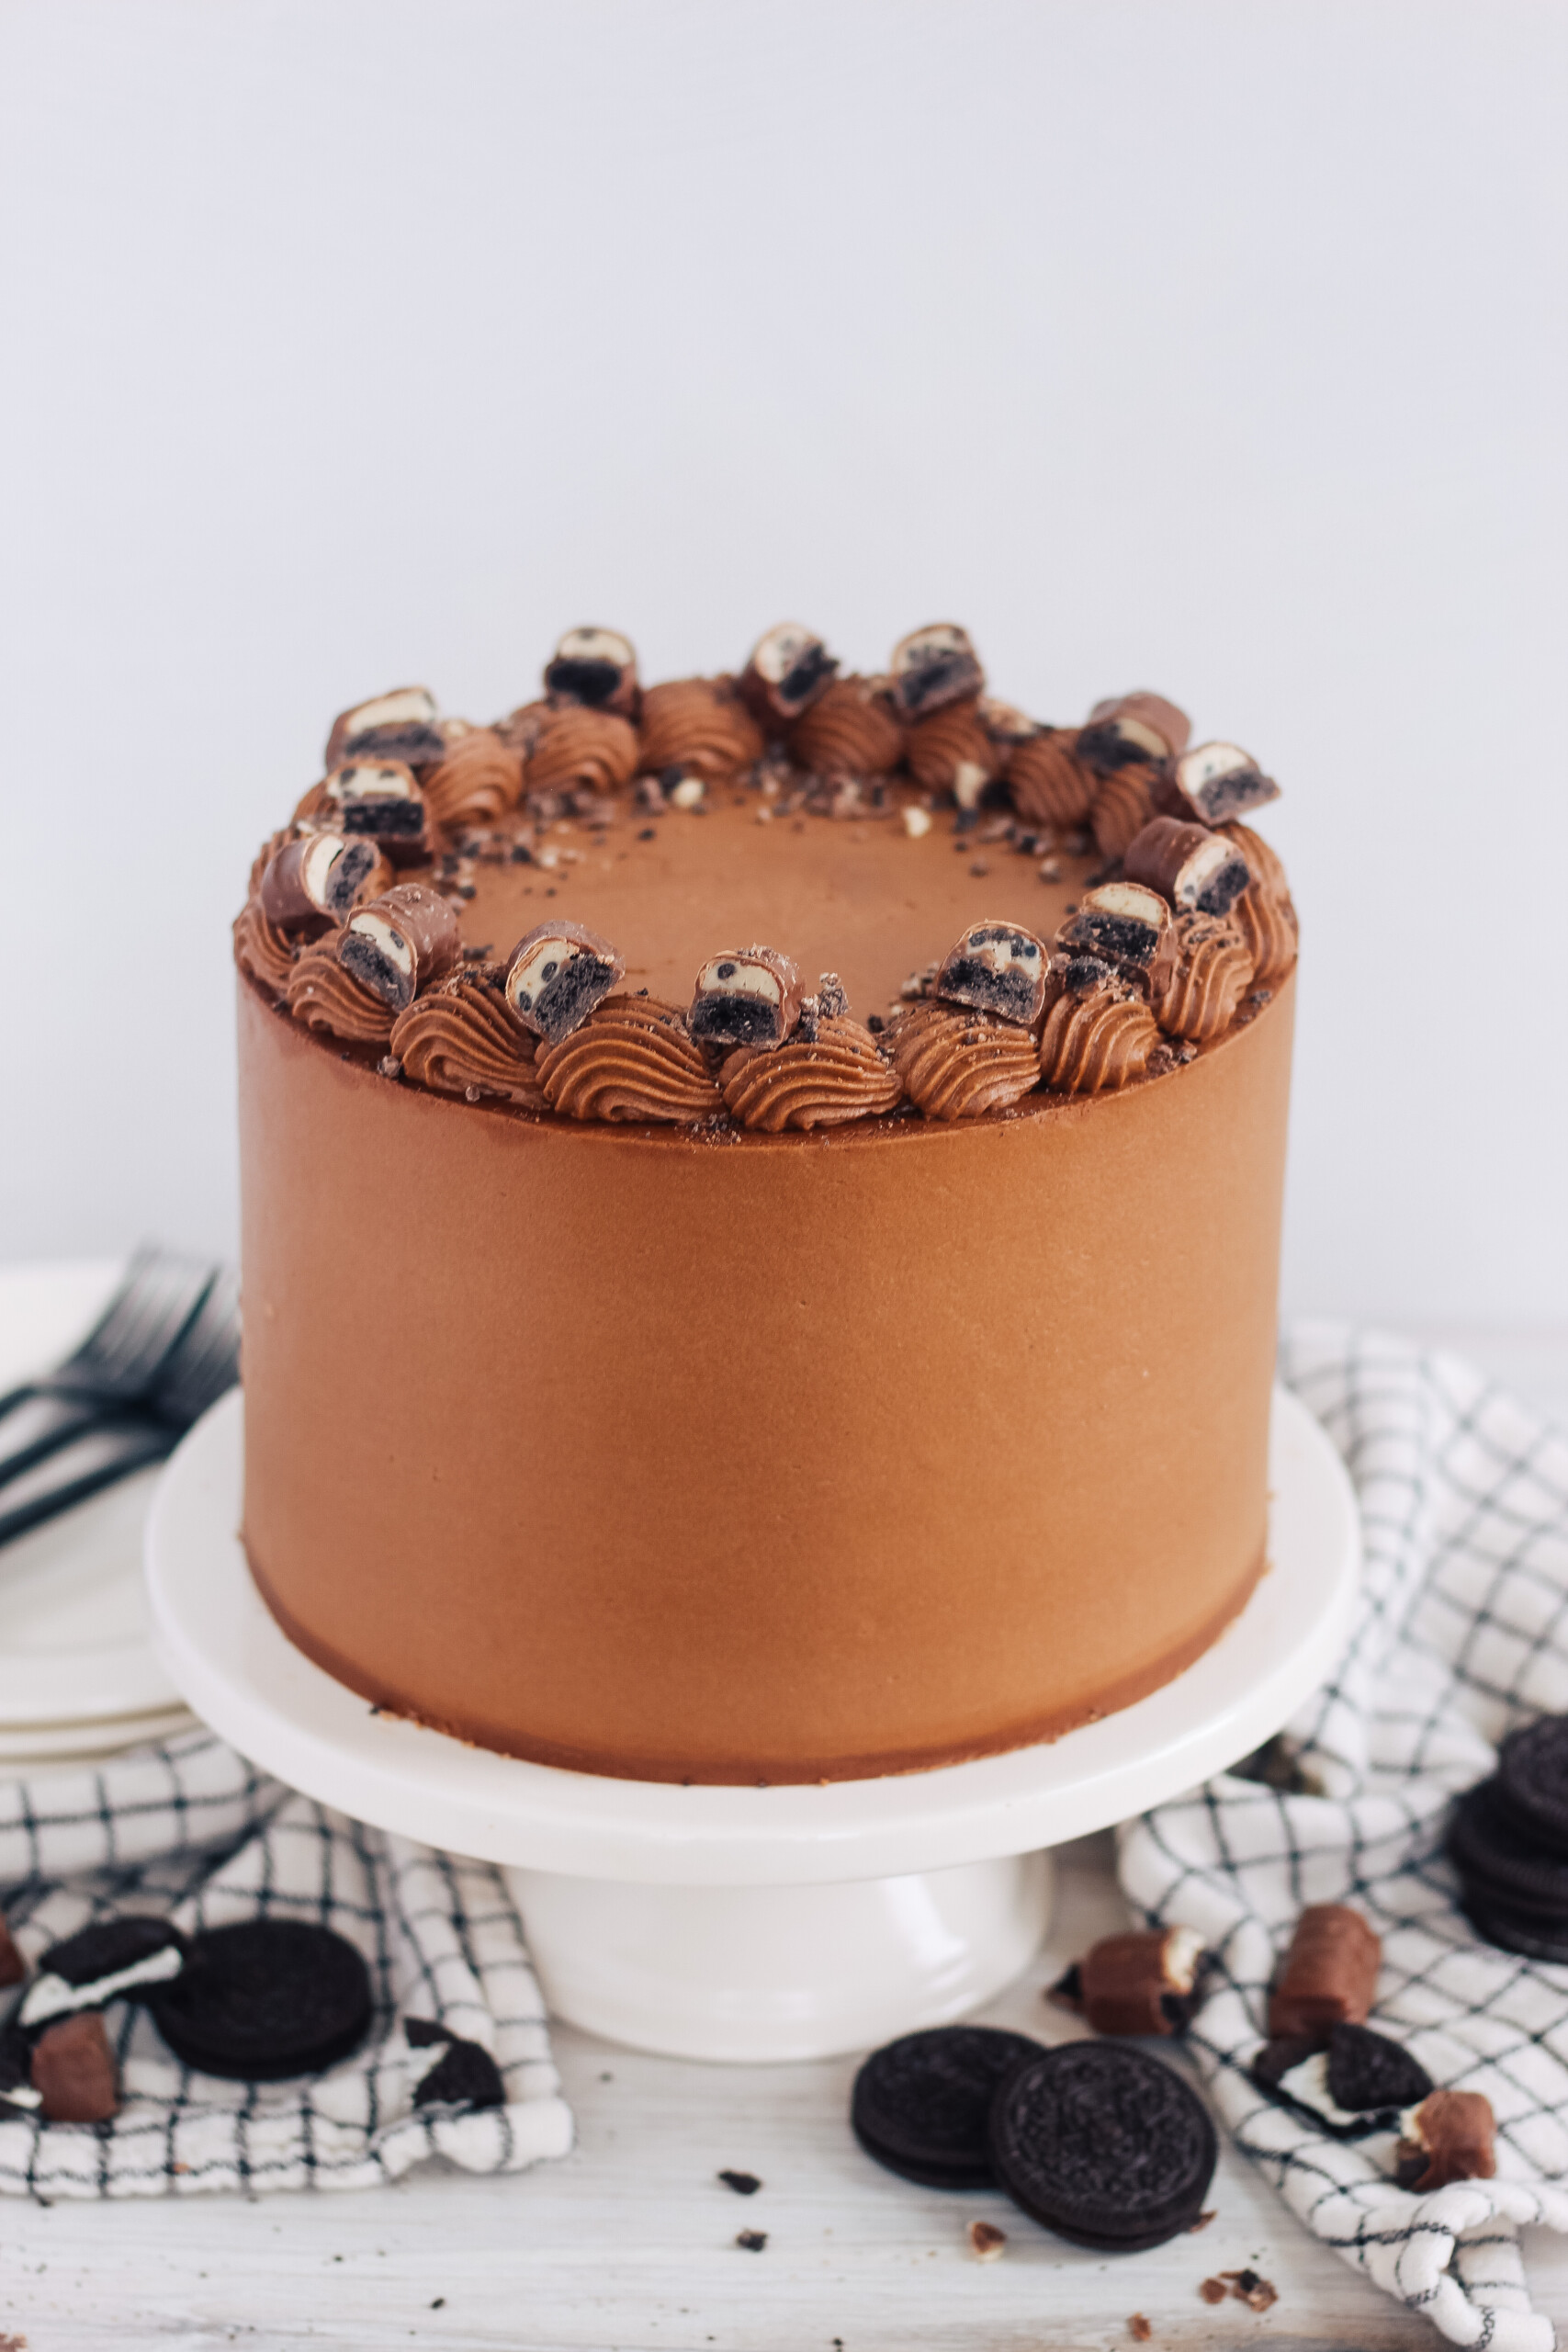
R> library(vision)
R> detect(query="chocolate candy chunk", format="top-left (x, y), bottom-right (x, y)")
top-left (1159, 741), bottom-right (1280, 826)
top-left (1268, 1905), bottom-right (1381, 2042)
top-left (1078, 692), bottom-right (1190, 770)
top-left (1253, 2022), bottom-right (1432, 2139)
top-left (148, 1917), bottom-right (371, 2082)
top-left (31, 2010), bottom-right (118, 2123)
top-left (851, 2025), bottom-right (1043, 2189)
top-left (1052, 1927), bottom-right (1208, 2037)
top-left (1056, 883), bottom-right (1174, 991)
top-left (18, 1915), bottom-right (187, 2031)
top-left (1122, 817), bottom-right (1250, 918)
top-left (412, 2034), bottom-right (505, 2110)
top-left (325, 685), bottom-right (438, 771)
top-left (0, 1909), bottom-right (22, 1989)
top-left (888, 624), bottom-right (984, 720)
top-left (324, 758), bottom-right (430, 862)
top-left (1449, 1777), bottom-right (1568, 1919)
top-left (741, 623), bottom-right (838, 725)
top-left (935, 922), bottom-right (1050, 1028)
top-left (989, 2043), bottom-right (1217, 2252)
top-left (543, 626), bottom-right (639, 717)
top-left (341, 883), bottom-right (461, 1012)
top-left (1395, 2089), bottom-right (1496, 2193)
top-left (1495, 1717), bottom-right (1568, 1855)
top-left (690, 945), bottom-right (804, 1051)
top-left (259, 832), bottom-right (385, 931)
top-left (504, 920), bottom-right (626, 1045)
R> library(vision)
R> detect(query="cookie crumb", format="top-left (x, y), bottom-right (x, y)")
top-left (1199, 2278), bottom-right (1227, 2305)
top-left (967, 2220), bottom-right (1007, 2261)
top-left (736, 2228), bottom-right (767, 2252)
top-left (1189, 2209), bottom-right (1217, 2232)
top-left (1221, 2269), bottom-right (1278, 2312)
top-left (1129, 2319), bottom-right (1153, 2344)
top-left (718, 2168), bottom-right (761, 2196)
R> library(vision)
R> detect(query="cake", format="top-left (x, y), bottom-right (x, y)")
top-left (234, 624), bottom-right (1298, 1784)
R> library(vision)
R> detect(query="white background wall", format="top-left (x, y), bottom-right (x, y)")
top-left (1, 0), bottom-right (1563, 1329)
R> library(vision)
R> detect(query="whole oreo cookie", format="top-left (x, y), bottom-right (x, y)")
top-left (1495, 1719), bottom-right (1568, 1856)
top-left (1461, 1894), bottom-right (1568, 1966)
top-left (989, 2042), bottom-right (1217, 2251)
top-left (148, 1918), bottom-right (372, 2081)
top-left (1449, 1779), bottom-right (1568, 1918)
top-left (851, 2025), bottom-right (1043, 2188)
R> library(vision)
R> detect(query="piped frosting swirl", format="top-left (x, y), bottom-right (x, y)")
top-left (423, 729), bottom-right (525, 831)
top-left (903, 700), bottom-right (1005, 805)
top-left (536, 994), bottom-right (723, 1124)
top-left (786, 676), bottom-right (905, 780)
top-left (1038, 977), bottom-right (1160, 1094)
top-left (285, 935), bottom-right (394, 1045)
top-left (390, 969), bottom-right (545, 1106)
top-left (233, 898), bottom-right (298, 996)
top-left (720, 1017), bottom-right (904, 1132)
top-left (1222, 820), bottom-right (1300, 986)
top-left (1152, 914), bottom-right (1254, 1043)
top-left (889, 1000), bottom-right (1041, 1120)
top-left (637, 680), bottom-right (764, 784)
top-left (1089, 765), bottom-right (1161, 861)
top-left (1005, 729), bottom-right (1097, 827)
top-left (526, 707), bottom-right (640, 797)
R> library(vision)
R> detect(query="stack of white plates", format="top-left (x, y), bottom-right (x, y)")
top-left (0, 1261), bottom-right (201, 1776)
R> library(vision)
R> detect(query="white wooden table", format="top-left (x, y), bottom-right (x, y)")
top-left (3, 1329), bottom-right (1566, 2351)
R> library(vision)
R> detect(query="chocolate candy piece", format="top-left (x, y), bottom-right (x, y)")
top-left (412, 2032), bottom-right (506, 2111)
top-left (1160, 741), bottom-right (1280, 826)
top-left (1078, 692), bottom-right (1190, 771)
top-left (935, 922), bottom-right (1050, 1028)
top-left (1051, 1927), bottom-right (1208, 2037)
top-left (1495, 1717), bottom-right (1568, 1855)
top-left (1122, 817), bottom-right (1251, 918)
top-left (989, 2043), bottom-right (1217, 2252)
top-left (1395, 2090), bottom-right (1496, 2193)
top-left (0, 1909), bottom-right (22, 1989)
top-left (148, 1917), bottom-right (372, 2082)
top-left (851, 2025), bottom-right (1043, 2189)
top-left (1449, 1777), bottom-right (1568, 1920)
top-left (259, 832), bottom-right (387, 931)
top-left (888, 623), bottom-right (984, 720)
top-left (325, 685), bottom-right (440, 771)
top-left (1056, 883), bottom-right (1175, 992)
top-left (689, 946), bottom-right (804, 1051)
top-left (503, 920), bottom-right (626, 1046)
top-left (18, 1916), bottom-right (186, 2031)
top-left (1268, 1905), bottom-right (1381, 2042)
top-left (31, 2010), bottom-right (118, 2123)
top-left (543, 626), bottom-right (639, 717)
top-left (323, 758), bottom-right (430, 862)
top-left (740, 623), bottom-right (838, 726)
top-left (1252, 2022), bottom-right (1432, 2139)
top-left (341, 882), bottom-right (461, 1012)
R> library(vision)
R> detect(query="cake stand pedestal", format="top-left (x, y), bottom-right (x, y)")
top-left (145, 1387), bottom-right (1359, 2064)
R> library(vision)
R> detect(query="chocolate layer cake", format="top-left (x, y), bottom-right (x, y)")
top-left (234, 626), bottom-right (1297, 1783)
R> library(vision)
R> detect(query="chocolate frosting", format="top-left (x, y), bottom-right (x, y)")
top-left (637, 679), bottom-right (764, 783)
top-left (536, 993), bottom-right (722, 1124)
top-left (903, 699), bottom-right (1005, 800)
top-left (890, 1000), bottom-right (1041, 1120)
top-left (1089, 765), bottom-right (1161, 861)
top-left (526, 707), bottom-right (640, 797)
top-left (720, 1016), bottom-right (903, 1131)
top-left (1006, 729), bottom-right (1097, 827)
top-left (285, 936), bottom-right (395, 1045)
top-left (786, 676), bottom-right (905, 780)
top-left (390, 971), bottom-right (546, 1107)
top-left (1223, 821), bottom-right (1300, 988)
top-left (423, 729), bottom-right (525, 831)
top-left (1154, 914), bottom-right (1255, 1043)
top-left (1039, 980), bottom-right (1160, 1095)
top-left (233, 899), bottom-right (298, 997)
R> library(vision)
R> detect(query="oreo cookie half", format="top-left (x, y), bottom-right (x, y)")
top-left (851, 2026), bottom-right (1043, 2189)
top-left (988, 2042), bottom-right (1217, 2251)
top-left (17, 1915), bottom-right (187, 2033)
top-left (148, 1919), bottom-right (372, 2082)
top-left (1449, 1779), bottom-right (1568, 1918)
top-left (1252, 2021), bottom-right (1432, 2138)
top-left (1495, 1720), bottom-right (1568, 1857)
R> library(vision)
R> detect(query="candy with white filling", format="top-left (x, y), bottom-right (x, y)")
top-left (1395, 2089), bottom-right (1496, 2192)
top-left (689, 946), bottom-right (804, 1050)
top-left (935, 922), bottom-right (1050, 1028)
top-left (887, 624), bottom-right (984, 720)
top-left (340, 884), bottom-right (461, 1012)
top-left (323, 759), bottom-right (430, 861)
top-left (326, 685), bottom-right (445, 774)
top-left (1123, 817), bottom-right (1252, 917)
top-left (1268, 1905), bottom-right (1381, 2041)
top-left (1056, 883), bottom-right (1175, 992)
top-left (1159, 741), bottom-right (1280, 826)
top-left (1048, 1927), bottom-right (1208, 2036)
top-left (259, 832), bottom-right (387, 930)
top-left (543, 627), bottom-right (639, 716)
top-left (1077, 691), bottom-right (1190, 771)
top-left (503, 920), bottom-right (626, 1046)
top-left (741, 624), bottom-right (838, 726)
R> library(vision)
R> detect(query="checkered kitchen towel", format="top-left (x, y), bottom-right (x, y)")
top-left (1123, 1323), bottom-right (1568, 2348)
top-left (0, 1730), bottom-right (572, 2199)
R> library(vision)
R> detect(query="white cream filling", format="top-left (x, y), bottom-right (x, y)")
top-left (19, 1939), bottom-right (184, 2030)
top-left (556, 627), bottom-right (633, 669)
top-left (752, 624), bottom-right (817, 684)
top-left (696, 956), bottom-right (782, 1004)
top-left (1162, 1924), bottom-right (1205, 1994)
top-left (1179, 741), bottom-right (1255, 791)
top-left (1084, 881), bottom-right (1168, 931)
top-left (1276, 2051), bottom-right (1370, 2131)
top-left (902, 805), bottom-right (932, 839)
top-left (300, 831), bottom-right (350, 910)
top-left (507, 935), bottom-right (586, 1014)
top-left (330, 761), bottom-right (418, 803)
top-left (953, 760), bottom-right (989, 810)
top-left (1174, 834), bottom-right (1235, 906)
top-left (1106, 715), bottom-right (1169, 761)
top-left (893, 624), bottom-right (970, 675)
top-left (350, 911), bottom-right (413, 976)
top-left (345, 687), bottom-right (436, 733)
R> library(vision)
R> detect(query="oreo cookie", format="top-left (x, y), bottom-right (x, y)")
top-left (17, 1915), bottom-right (187, 2032)
top-left (1495, 1719), bottom-right (1568, 1856)
top-left (988, 2042), bottom-right (1217, 2251)
top-left (1449, 1779), bottom-right (1568, 1918)
top-left (148, 1919), bottom-right (372, 2082)
top-left (1461, 1895), bottom-right (1568, 1966)
top-left (851, 2026), bottom-right (1043, 2188)
top-left (1252, 2021), bottom-right (1432, 2138)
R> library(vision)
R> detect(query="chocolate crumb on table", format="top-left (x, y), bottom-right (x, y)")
top-left (1221, 2268), bottom-right (1280, 2312)
top-left (967, 2219), bottom-right (1007, 2261)
top-left (735, 2228), bottom-right (768, 2252)
top-left (1199, 2278), bottom-right (1227, 2304)
top-left (1129, 2319), bottom-right (1153, 2344)
top-left (717, 2168), bottom-right (761, 2195)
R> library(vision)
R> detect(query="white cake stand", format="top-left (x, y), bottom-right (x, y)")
top-left (145, 1387), bottom-right (1359, 2063)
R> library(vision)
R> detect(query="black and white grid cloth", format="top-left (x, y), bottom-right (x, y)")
top-left (0, 1732), bottom-right (572, 2199)
top-left (1123, 1322), bottom-right (1568, 2350)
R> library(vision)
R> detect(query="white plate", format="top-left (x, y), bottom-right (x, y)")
top-left (0, 1260), bottom-right (184, 1725)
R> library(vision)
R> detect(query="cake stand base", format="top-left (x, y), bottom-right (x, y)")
top-left (146, 1385), bottom-right (1359, 2062)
